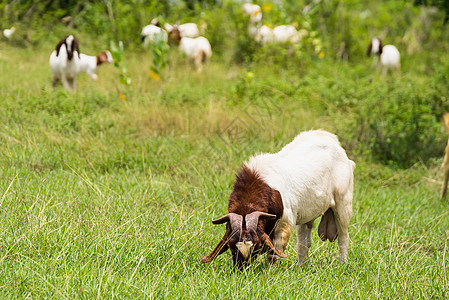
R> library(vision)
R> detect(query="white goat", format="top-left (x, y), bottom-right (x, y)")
top-left (49, 35), bottom-right (80, 91)
top-left (141, 18), bottom-right (168, 46)
top-left (78, 50), bottom-right (113, 80)
top-left (2, 26), bottom-right (15, 39)
top-left (202, 130), bottom-right (355, 267)
top-left (165, 23), bottom-right (200, 38)
top-left (252, 24), bottom-right (302, 45)
top-left (367, 37), bottom-right (401, 74)
top-left (242, 3), bottom-right (262, 24)
top-left (168, 26), bottom-right (212, 72)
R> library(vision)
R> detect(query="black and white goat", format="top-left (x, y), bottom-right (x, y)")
top-left (201, 130), bottom-right (355, 268)
top-left (49, 35), bottom-right (80, 91)
top-left (367, 37), bottom-right (401, 74)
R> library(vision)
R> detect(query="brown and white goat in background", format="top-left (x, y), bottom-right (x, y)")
top-left (201, 130), bottom-right (355, 269)
top-left (167, 25), bottom-right (212, 72)
top-left (440, 113), bottom-right (449, 199)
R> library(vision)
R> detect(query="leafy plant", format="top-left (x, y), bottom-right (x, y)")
top-left (110, 40), bottom-right (132, 95)
top-left (149, 32), bottom-right (169, 81)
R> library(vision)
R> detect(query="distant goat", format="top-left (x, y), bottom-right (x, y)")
top-left (168, 26), bottom-right (212, 72)
top-left (251, 24), bottom-right (302, 45)
top-left (201, 130), bottom-right (355, 269)
top-left (141, 18), bottom-right (168, 46)
top-left (2, 26), bottom-right (15, 39)
top-left (242, 3), bottom-right (262, 24)
top-left (367, 37), bottom-right (401, 74)
top-left (441, 113), bottom-right (449, 199)
top-left (165, 23), bottom-right (200, 39)
top-left (78, 50), bottom-right (113, 80)
top-left (49, 35), bottom-right (80, 91)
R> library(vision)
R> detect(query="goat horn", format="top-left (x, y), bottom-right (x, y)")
top-left (245, 211), bottom-right (277, 231)
top-left (261, 232), bottom-right (287, 258)
top-left (212, 213), bottom-right (243, 233)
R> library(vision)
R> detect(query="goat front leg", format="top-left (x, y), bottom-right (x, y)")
top-left (67, 77), bottom-right (76, 92)
top-left (296, 221), bottom-right (313, 265)
top-left (52, 76), bottom-right (60, 87)
top-left (61, 75), bottom-right (71, 90)
top-left (267, 220), bottom-right (292, 265)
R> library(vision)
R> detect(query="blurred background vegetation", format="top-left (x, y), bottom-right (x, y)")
top-left (1, 0), bottom-right (449, 168)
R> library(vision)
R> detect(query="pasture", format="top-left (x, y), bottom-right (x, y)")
top-left (1, 1), bottom-right (449, 298)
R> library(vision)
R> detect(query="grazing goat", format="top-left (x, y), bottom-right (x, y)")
top-left (165, 23), bottom-right (200, 38)
top-left (141, 18), bottom-right (168, 46)
top-left (168, 26), bottom-right (212, 72)
top-left (252, 24), bottom-right (302, 45)
top-left (49, 35), bottom-right (80, 91)
top-left (78, 50), bottom-right (113, 80)
top-left (201, 130), bottom-right (355, 269)
top-left (242, 3), bottom-right (262, 24)
top-left (367, 37), bottom-right (401, 75)
top-left (441, 113), bottom-right (449, 199)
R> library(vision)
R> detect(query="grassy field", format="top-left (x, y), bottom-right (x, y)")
top-left (0, 39), bottom-right (448, 298)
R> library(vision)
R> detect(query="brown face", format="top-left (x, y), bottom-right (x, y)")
top-left (228, 228), bottom-right (262, 269)
top-left (168, 27), bottom-right (182, 46)
top-left (201, 211), bottom-right (287, 269)
top-left (96, 51), bottom-right (112, 65)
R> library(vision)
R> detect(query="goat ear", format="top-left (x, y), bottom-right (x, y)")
top-left (165, 23), bottom-right (173, 32)
top-left (55, 35), bottom-right (68, 56)
top-left (201, 233), bottom-right (229, 263)
top-left (73, 38), bottom-right (80, 59)
top-left (261, 232), bottom-right (287, 258)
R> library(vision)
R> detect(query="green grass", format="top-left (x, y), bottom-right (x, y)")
top-left (0, 40), bottom-right (448, 298)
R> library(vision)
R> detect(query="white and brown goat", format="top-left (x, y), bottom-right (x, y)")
top-left (78, 50), bottom-right (113, 81)
top-left (168, 26), bottom-right (212, 72)
top-left (49, 35), bottom-right (80, 91)
top-left (201, 130), bottom-right (355, 268)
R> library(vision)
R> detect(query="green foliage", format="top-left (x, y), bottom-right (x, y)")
top-left (149, 32), bottom-right (169, 81)
top-left (354, 82), bottom-right (443, 167)
top-left (110, 40), bottom-right (132, 86)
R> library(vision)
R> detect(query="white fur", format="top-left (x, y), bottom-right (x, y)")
top-left (3, 26), bottom-right (15, 39)
top-left (380, 45), bottom-right (400, 70)
top-left (252, 24), bottom-right (301, 45)
top-left (370, 37), bottom-right (401, 74)
top-left (272, 25), bottom-right (300, 43)
top-left (141, 24), bottom-right (168, 46)
top-left (165, 23), bottom-right (200, 38)
top-left (246, 130), bottom-right (355, 263)
top-left (78, 51), bottom-right (113, 80)
top-left (49, 36), bottom-right (80, 91)
top-left (236, 241), bottom-right (253, 259)
top-left (242, 3), bottom-right (262, 24)
top-left (179, 36), bottom-right (212, 72)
